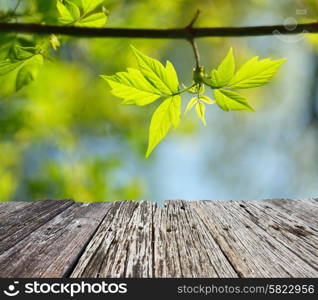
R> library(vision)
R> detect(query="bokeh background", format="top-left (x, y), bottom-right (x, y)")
top-left (1, 0), bottom-right (318, 205)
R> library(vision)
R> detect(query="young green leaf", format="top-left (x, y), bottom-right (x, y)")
top-left (146, 95), bottom-right (181, 157)
top-left (165, 61), bottom-right (179, 93)
top-left (81, 0), bottom-right (104, 13)
top-left (187, 84), bottom-right (205, 94)
top-left (185, 97), bottom-right (198, 113)
top-left (214, 89), bottom-right (255, 111)
top-left (131, 46), bottom-right (179, 95)
top-left (101, 68), bottom-right (162, 106)
top-left (77, 12), bottom-right (107, 27)
top-left (228, 57), bottom-right (286, 89)
top-left (169, 95), bottom-right (181, 128)
top-left (195, 102), bottom-right (206, 126)
top-left (199, 95), bottom-right (215, 104)
top-left (0, 60), bottom-right (24, 76)
top-left (15, 54), bottom-right (43, 91)
top-left (10, 46), bottom-right (35, 60)
top-left (57, 1), bottom-right (73, 23)
top-left (57, 0), bottom-right (80, 24)
top-left (209, 47), bottom-right (235, 88)
top-left (50, 35), bottom-right (61, 50)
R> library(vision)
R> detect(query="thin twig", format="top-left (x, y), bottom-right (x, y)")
top-left (0, 22), bottom-right (317, 38)
top-left (186, 10), bottom-right (202, 71)
top-left (186, 9), bottom-right (201, 30)
top-left (189, 39), bottom-right (201, 71)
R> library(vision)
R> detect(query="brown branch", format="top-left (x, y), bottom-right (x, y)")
top-left (0, 22), bottom-right (317, 38)
top-left (186, 10), bottom-right (202, 71)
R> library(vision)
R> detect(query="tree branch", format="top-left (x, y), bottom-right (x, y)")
top-left (0, 22), bottom-right (317, 38)
top-left (186, 10), bottom-right (202, 71)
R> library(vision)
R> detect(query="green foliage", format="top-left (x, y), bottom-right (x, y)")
top-left (195, 102), bottom-right (206, 126)
top-left (16, 55), bottom-right (44, 91)
top-left (228, 57), bottom-right (287, 89)
top-left (0, 2), bottom-right (286, 157)
top-left (130, 46), bottom-right (179, 95)
top-left (57, 0), bottom-right (107, 27)
top-left (0, 0), bottom-right (294, 203)
top-left (205, 48), bottom-right (286, 111)
top-left (0, 44), bottom-right (44, 92)
top-left (146, 95), bottom-right (181, 157)
top-left (0, 0), bottom-right (109, 93)
top-left (103, 47), bottom-right (285, 156)
top-left (185, 95), bottom-right (215, 126)
top-left (102, 46), bottom-right (181, 157)
top-left (57, 0), bottom-right (81, 24)
top-left (214, 89), bottom-right (254, 112)
top-left (101, 69), bottom-right (162, 106)
top-left (210, 47), bottom-right (235, 88)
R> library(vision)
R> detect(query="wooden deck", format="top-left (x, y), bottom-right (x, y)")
top-left (0, 198), bottom-right (318, 278)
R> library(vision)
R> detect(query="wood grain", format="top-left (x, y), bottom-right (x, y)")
top-left (0, 202), bottom-right (30, 219)
top-left (153, 200), bottom-right (238, 277)
top-left (0, 202), bottom-right (110, 278)
top-left (1, 199), bottom-right (318, 278)
top-left (0, 200), bottom-right (74, 255)
top-left (190, 200), bottom-right (318, 277)
top-left (236, 201), bottom-right (318, 271)
top-left (262, 198), bottom-right (318, 229)
top-left (73, 200), bottom-right (238, 278)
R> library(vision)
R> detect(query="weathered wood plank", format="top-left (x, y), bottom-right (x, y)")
top-left (72, 200), bottom-right (238, 278)
top-left (262, 199), bottom-right (318, 229)
top-left (1, 199), bottom-right (318, 278)
top-left (191, 201), bottom-right (318, 277)
top-left (153, 201), bottom-right (237, 278)
top-left (0, 202), bottom-right (110, 278)
top-left (301, 198), bottom-right (318, 208)
top-left (0, 202), bottom-right (30, 219)
top-left (0, 200), bottom-right (74, 254)
top-left (71, 201), bottom-right (141, 278)
top-left (229, 201), bottom-right (318, 272)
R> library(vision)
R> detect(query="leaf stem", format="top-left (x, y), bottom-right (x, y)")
top-left (186, 10), bottom-right (202, 71)
top-left (175, 83), bottom-right (197, 95)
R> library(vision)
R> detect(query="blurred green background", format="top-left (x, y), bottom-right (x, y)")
top-left (1, 0), bottom-right (318, 204)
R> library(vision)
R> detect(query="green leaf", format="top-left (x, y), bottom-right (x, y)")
top-left (228, 57), bottom-right (286, 89)
top-left (169, 95), bottom-right (181, 128)
top-left (0, 60), bottom-right (24, 76)
top-left (165, 61), bottom-right (179, 93)
top-left (10, 46), bottom-right (35, 60)
top-left (131, 46), bottom-right (179, 95)
top-left (146, 95), bottom-right (181, 157)
top-left (15, 54), bottom-right (43, 91)
top-left (185, 97), bottom-right (198, 113)
top-left (76, 12), bottom-right (107, 27)
top-left (214, 89), bottom-right (255, 111)
top-left (101, 68), bottom-right (162, 106)
top-left (199, 95), bottom-right (215, 104)
top-left (50, 34), bottom-right (61, 50)
top-left (209, 48), bottom-right (235, 88)
top-left (187, 84), bottom-right (205, 94)
top-left (81, 0), bottom-right (104, 13)
top-left (57, 0), bottom-right (80, 24)
top-left (195, 102), bottom-right (206, 126)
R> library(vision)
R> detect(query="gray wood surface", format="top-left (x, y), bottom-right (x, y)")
top-left (0, 199), bottom-right (318, 278)
top-left (0, 200), bottom-right (73, 255)
top-left (0, 202), bottom-right (111, 278)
